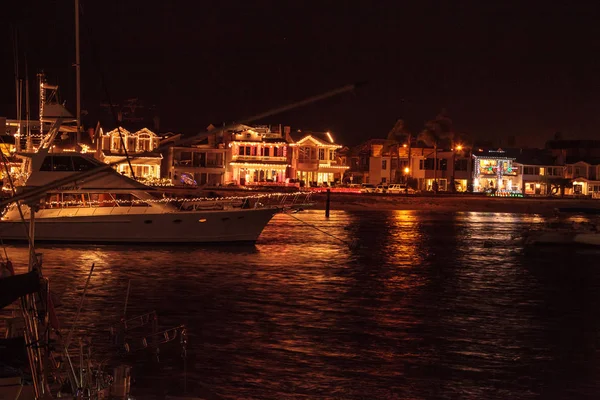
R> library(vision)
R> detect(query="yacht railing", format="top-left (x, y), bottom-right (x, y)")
top-left (4, 192), bottom-right (316, 218)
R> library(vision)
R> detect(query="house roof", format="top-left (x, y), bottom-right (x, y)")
top-left (289, 131), bottom-right (338, 145)
top-left (514, 149), bottom-right (557, 165)
top-left (565, 156), bottom-right (600, 165)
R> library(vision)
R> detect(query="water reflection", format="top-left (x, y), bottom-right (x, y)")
top-left (3, 210), bottom-right (600, 399)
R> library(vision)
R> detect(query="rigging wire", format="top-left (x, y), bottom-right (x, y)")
top-left (284, 211), bottom-right (357, 249)
top-left (78, 1), bottom-right (136, 179)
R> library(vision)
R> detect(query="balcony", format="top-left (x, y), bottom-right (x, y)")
top-left (296, 161), bottom-right (319, 170)
top-left (231, 155), bottom-right (287, 162)
top-left (174, 159), bottom-right (224, 168)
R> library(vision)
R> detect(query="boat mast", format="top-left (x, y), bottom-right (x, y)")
top-left (12, 27), bottom-right (22, 150)
top-left (75, 0), bottom-right (82, 145)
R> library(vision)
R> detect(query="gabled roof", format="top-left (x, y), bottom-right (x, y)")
top-left (289, 131), bottom-right (339, 146)
top-left (131, 128), bottom-right (158, 137)
top-left (104, 127), bottom-right (132, 136)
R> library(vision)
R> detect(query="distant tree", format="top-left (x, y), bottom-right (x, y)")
top-left (386, 119), bottom-right (411, 183)
top-left (418, 109), bottom-right (456, 192)
top-left (554, 131), bottom-right (563, 141)
top-left (387, 119), bottom-right (410, 143)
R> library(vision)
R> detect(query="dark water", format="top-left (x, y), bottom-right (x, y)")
top-left (7, 210), bottom-right (600, 399)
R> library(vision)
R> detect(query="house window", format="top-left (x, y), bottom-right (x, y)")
top-left (138, 134), bottom-right (152, 152)
top-left (539, 167), bottom-right (545, 176)
top-left (319, 148), bottom-right (325, 160)
top-left (523, 166), bottom-right (540, 175)
top-left (128, 137), bottom-right (136, 151)
top-left (238, 146), bottom-right (245, 156)
top-left (454, 159), bottom-right (468, 171)
top-left (382, 160), bottom-right (387, 170)
top-left (567, 166), bottom-right (573, 174)
top-left (112, 137), bottom-right (122, 151)
top-left (419, 159), bottom-right (434, 170)
top-left (439, 159), bottom-right (447, 171)
top-left (329, 150), bottom-right (335, 160)
top-left (303, 147), bottom-right (311, 161)
top-left (245, 147), bottom-right (251, 156)
top-left (264, 147), bottom-right (271, 157)
top-left (574, 167), bottom-right (581, 176)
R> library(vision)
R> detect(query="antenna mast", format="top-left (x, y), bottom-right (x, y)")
top-left (75, 0), bottom-right (81, 145)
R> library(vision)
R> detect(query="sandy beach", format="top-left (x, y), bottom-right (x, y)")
top-left (307, 193), bottom-right (600, 215)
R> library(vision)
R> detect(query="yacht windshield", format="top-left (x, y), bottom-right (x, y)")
top-left (40, 155), bottom-right (101, 172)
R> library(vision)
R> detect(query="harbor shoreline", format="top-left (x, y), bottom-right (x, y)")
top-left (307, 193), bottom-right (600, 215)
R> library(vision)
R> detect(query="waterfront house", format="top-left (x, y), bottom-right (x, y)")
top-left (408, 147), bottom-right (471, 192)
top-left (95, 127), bottom-right (163, 182)
top-left (512, 149), bottom-right (559, 196)
top-left (227, 124), bottom-right (289, 185)
top-left (161, 130), bottom-right (227, 186)
top-left (349, 139), bottom-right (470, 191)
top-left (471, 148), bottom-right (519, 194)
top-left (288, 131), bottom-right (349, 186)
top-left (564, 158), bottom-right (600, 196)
top-left (345, 139), bottom-right (389, 185)
top-left (346, 139), bottom-right (410, 185)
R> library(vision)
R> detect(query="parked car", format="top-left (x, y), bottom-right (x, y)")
top-left (375, 184), bottom-right (388, 193)
top-left (360, 184), bottom-right (376, 193)
top-left (387, 184), bottom-right (415, 194)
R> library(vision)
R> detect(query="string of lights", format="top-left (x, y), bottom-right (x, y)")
top-left (6, 192), bottom-right (312, 208)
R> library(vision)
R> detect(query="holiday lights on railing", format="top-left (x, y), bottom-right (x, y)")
top-left (6, 192), bottom-right (313, 209)
top-left (136, 177), bottom-right (174, 187)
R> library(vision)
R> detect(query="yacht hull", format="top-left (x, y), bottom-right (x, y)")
top-left (0, 207), bottom-right (279, 244)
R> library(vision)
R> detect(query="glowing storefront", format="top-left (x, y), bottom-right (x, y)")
top-left (472, 149), bottom-right (519, 193)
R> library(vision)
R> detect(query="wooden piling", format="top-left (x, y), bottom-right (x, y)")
top-left (325, 189), bottom-right (331, 218)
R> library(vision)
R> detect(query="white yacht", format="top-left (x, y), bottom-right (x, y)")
top-left (0, 150), bottom-right (280, 244)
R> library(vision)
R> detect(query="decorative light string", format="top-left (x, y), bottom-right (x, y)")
top-left (6, 192), bottom-right (313, 208)
top-left (136, 177), bottom-right (174, 187)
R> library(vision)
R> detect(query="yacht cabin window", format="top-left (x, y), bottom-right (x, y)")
top-left (40, 156), bottom-right (100, 172)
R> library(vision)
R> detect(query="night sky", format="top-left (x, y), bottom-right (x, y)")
top-left (2, 1), bottom-right (600, 147)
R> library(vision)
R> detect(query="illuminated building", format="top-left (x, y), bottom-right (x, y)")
top-left (349, 139), bottom-right (471, 191)
top-left (228, 124), bottom-right (289, 185)
top-left (564, 160), bottom-right (600, 197)
top-left (162, 130), bottom-right (227, 186)
top-left (410, 148), bottom-right (471, 192)
top-left (472, 148), bottom-right (519, 194)
top-left (288, 131), bottom-right (348, 186)
top-left (95, 126), bottom-right (162, 180)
